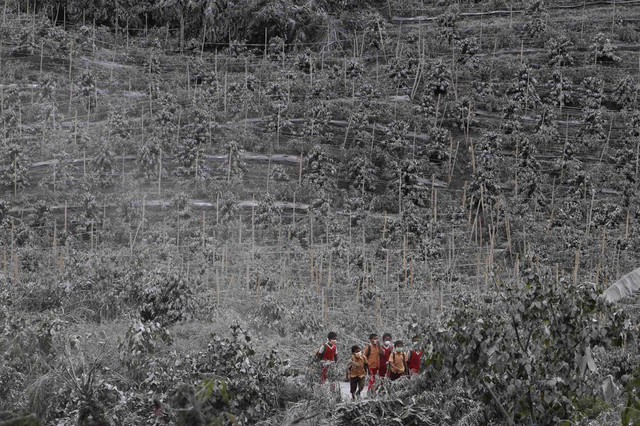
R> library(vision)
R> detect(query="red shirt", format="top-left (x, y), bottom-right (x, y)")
top-left (381, 345), bottom-right (393, 365)
top-left (408, 350), bottom-right (423, 372)
top-left (322, 343), bottom-right (337, 361)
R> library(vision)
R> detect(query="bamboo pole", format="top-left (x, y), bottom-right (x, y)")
top-left (322, 287), bottom-right (327, 325)
top-left (403, 233), bottom-right (408, 287)
top-left (2, 246), bottom-right (6, 281)
top-left (158, 148), bottom-right (162, 195)
top-left (39, 39), bottom-right (44, 74)
top-left (298, 152), bottom-right (303, 185)
top-left (573, 248), bottom-right (580, 285)
top-left (202, 211), bottom-right (206, 249)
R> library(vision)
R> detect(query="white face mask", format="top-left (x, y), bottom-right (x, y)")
top-left (384, 340), bottom-right (391, 347)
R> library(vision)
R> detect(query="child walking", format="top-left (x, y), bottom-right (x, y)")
top-left (364, 333), bottom-right (384, 392)
top-left (317, 331), bottom-right (338, 384)
top-left (407, 335), bottom-right (424, 375)
top-left (387, 340), bottom-right (408, 381)
top-left (379, 333), bottom-right (393, 378)
top-left (347, 345), bottom-right (368, 400)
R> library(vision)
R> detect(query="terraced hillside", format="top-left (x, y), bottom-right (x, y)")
top-left (1, 0), bottom-right (640, 424)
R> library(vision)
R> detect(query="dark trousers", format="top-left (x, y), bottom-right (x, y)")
top-left (389, 371), bottom-right (405, 381)
top-left (350, 376), bottom-right (365, 396)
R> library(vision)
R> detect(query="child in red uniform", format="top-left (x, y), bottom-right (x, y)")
top-left (364, 333), bottom-right (384, 392)
top-left (317, 331), bottom-right (338, 384)
top-left (407, 335), bottom-right (424, 375)
top-left (378, 333), bottom-right (393, 378)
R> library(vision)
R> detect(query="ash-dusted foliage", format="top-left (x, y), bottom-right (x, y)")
top-left (335, 380), bottom-right (485, 425)
top-left (171, 324), bottom-right (295, 425)
top-left (139, 265), bottom-right (196, 326)
top-left (427, 270), bottom-right (628, 425)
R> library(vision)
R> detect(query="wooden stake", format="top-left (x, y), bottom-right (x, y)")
top-left (158, 148), bottom-right (162, 195)
top-left (573, 248), bottom-right (580, 285)
top-left (39, 40), bottom-right (44, 74)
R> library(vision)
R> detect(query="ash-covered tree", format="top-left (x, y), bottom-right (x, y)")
top-left (512, 132), bottom-right (544, 209)
top-left (381, 120), bottom-right (411, 158)
top-left (428, 269), bottom-right (628, 425)
top-left (175, 137), bottom-right (207, 179)
top-left (73, 192), bottom-right (103, 240)
top-left (154, 93), bottom-right (181, 149)
top-left (269, 164), bottom-right (289, 182)
top-left (255, 192), bottom-right (282, 231)
top-left (611, 76), bottom-right (637, 110)
top-left (217, 192), bottom-right (239, 225)
top-left (422, 126), bottom-right (451, 165)
top-left (91, 139), bottom-right (116, 188)
top-left (173, 324), bottom-right (291, 425)
top-left (523, 0), bottom-right (548, 40)
top-left (1, 143), bottom-right (30, 193)
top-left (1, 102), bottom-right (21, 140)
top-left (578, 77), bottom-right (606, 151)
top-left (40, 151), bottom-right (77, 193)
top-left (591, 32), bottom-right (621, 65)
top-left (427, 60), bottom-right (451, 99)
top-left (347, 156), bottom-right (377, 193)
top-left (500, 99), bottom-right (523, 135)
top-left (263, 77), bottom-right (293, 144)
top-left (387, 56), bottom-right (420, 91)
top-left (620, 116), bottom-right (640, 216)
top-left (507, 65), bottom-right (540, 112)
top-left (468, 132), bottom-right (504, 218)
top-left (415, 91), bottom-right (437, 125)
top-left (392, 158), bottom-right (428, 208)
top-left (222, 140), bottom-right (247, 182)
top-left (29, 200), bottom-right (52, 231)
top-left (454, 36), bottom-right (479, 66)
top-left (546, 71), bottom-right (574, 110)
top-left (581, 76), bottom-right (603, 109)
top-left (77, 68), bottom-right (97, 113)
top-left (454, 96), bottom-right (476, 132)
top-left (354, 9), bottom-right (388, 51)
top-left (532, 105), bottom-right (560, 147)
top-left (343, 194), bottom-right (368, 227)
top-left (547, 35), bottom-right (574, 67)
top-left (139, 265), bottom-right (194, 326)
top-left (137, 133), bottom-right (165, 181)
top-left (38, 73), bottom-right (59, 127)
top-left (300, 102), bottom-right (333, 144)
top-left (106, 104), bottom-right (131, 153)
top-left (435, 5), bottom-right (459, 45)
top-left (304, 144), bottom-right (335, 191)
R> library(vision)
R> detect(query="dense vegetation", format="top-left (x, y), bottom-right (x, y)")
top-left (1, 0), bottom-right (640, 424)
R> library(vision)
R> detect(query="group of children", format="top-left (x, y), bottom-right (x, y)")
top-left (316, 331), bottom-right (426, 400)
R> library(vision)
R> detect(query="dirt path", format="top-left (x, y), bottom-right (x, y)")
top-left (338, 380), bottom-right (370, 400)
